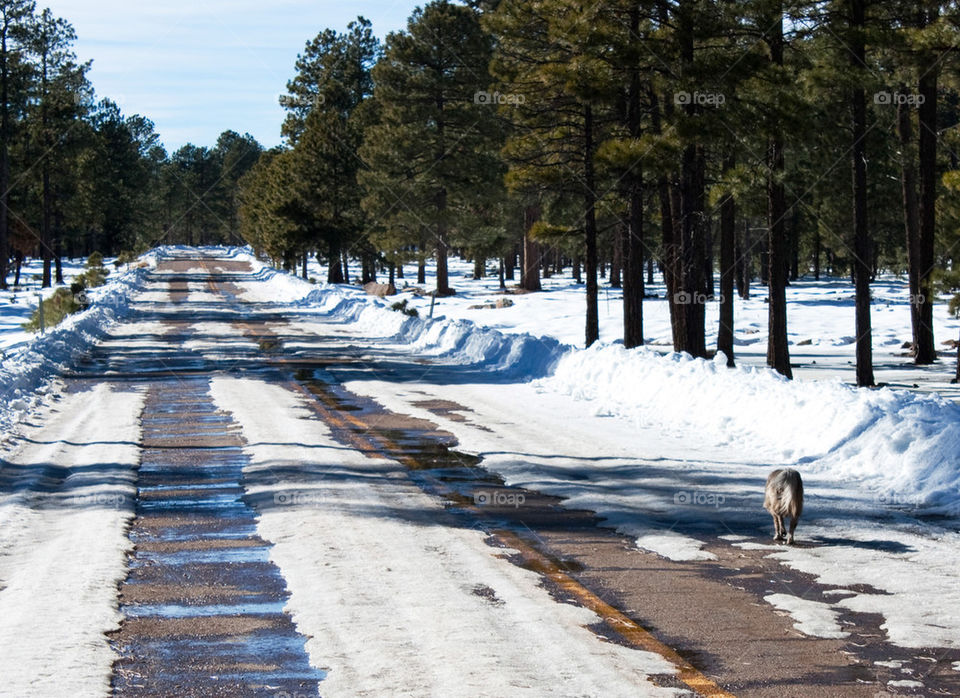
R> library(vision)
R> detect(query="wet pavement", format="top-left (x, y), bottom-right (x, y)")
top-left (109, 377), bottom-right (322, 697)
top-left (34, 251), bottom-right (959, 697)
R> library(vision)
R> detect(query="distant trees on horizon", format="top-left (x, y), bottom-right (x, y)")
top-left (0, 0), bottom-right (263, 290)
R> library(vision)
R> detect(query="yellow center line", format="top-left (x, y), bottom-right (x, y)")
top-left (195, 261), bottom-right (734, 698)
top-left (284, 377), bottom-right (737, 698)
top-left (495, 529), bottom-right (736, 698)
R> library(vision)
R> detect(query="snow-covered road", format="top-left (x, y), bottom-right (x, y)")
top-left (1, 248), bottom-right (959, 697)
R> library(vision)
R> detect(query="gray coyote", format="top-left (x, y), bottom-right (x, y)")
top-left (764, 468), bottom-right (803, 544)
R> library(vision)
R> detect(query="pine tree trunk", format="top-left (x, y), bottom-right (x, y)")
top-left (675, 0), bottom-right (705, 358)
top-left (435, 187), bottom-right (452, 296)
top-left (788, 209), bottom-right (800, 282)
top-left (610, 227), bottom-right (622, 289)
top-left (679, 142), bottom-right (706, 358)
top-left (55, 241), bottom-right (63, 285)
top-left (473, 256), bottom-right (484, 279)
top-left (717, 157), bottom-right (736, 367)
top-left (521, 204), bottom-right (541, 291)
top-left (767, 138), bottom-right (791, 378)
top-left (0, 153), bottom-right (7, 290)
top-left (703, 210), bottom-right (715, 298)
top-left (622, 2), bottom-right (643, 350)
top-left (735, 220), bottom-right (746, 298)
top-left (851, 0), bottom-right (874, 387)
top-left (813, 225), bottom-right (821, 281)
top-left (327, 240), bottom-right (344, 283)
top-left (955, 328), bottom-right (960, 383)
top-left (766, 11), bottom-right (792, 378)
top-left (623, 177), bottom-right (644, 348)
top-left (583, 105), bottom-right (599, 348)
top-left (342, 251), bottom-right (350, 283)
top-left (662, 176), bottom-right (682, 347)
top-left (915, 65), bottom-right (938, 364)
top-left (0, 26), bottom-right (8, 291)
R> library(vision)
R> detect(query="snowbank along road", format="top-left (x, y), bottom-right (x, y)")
top-left (0, 248), bottom-right (958, 697)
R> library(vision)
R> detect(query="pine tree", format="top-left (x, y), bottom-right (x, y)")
top-left (739, 0), bottom-right (811, 378)
top-left (489, 0), bottom-right (613, 346)
top-left (0, 0), bottom-right (33, 289)
top-left (360, 1), bottom-right (498, 297)
top-left (26, 8), bottom-right (83, 286)
top-left (280, 18), bottom-right (379, 282)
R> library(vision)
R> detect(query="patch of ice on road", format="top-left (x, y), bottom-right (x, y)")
top-left (874, 660), bottom-right (904, 669)
top-left (822, 588), bottom-right (857, 597)
top-left (635, 532), bottom-right (716, 562)
top-left (764, 593), bottom-right (849, 639)
top-left (887, 679), bottom-right (924, 688)
top-left (766, 524), bottom-right (960, 649)
top-left (732, 541), bottom-right (782, 551)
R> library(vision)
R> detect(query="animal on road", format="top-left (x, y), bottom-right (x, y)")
top-left (764, 468), bottom-right (803, 545)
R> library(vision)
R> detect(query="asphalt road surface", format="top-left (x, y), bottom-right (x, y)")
top-left (5, 250), bottom-right (957, 697)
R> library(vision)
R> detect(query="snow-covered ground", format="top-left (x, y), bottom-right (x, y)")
top-left (0, 382), bottom-right (145, 696)
top-left (0, 257), bottom-right (121, 354)
top-left (1, 246), bottom-right (959, 692)
top-left (0, 256), bottom-right (153, 439)
top-left (241, 249), bottom-right (960, 655)
top-left (304, 254), bottom-right (960, 399)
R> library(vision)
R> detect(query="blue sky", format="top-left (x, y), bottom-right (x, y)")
top-left (41, 1), bottom-right (416, 152)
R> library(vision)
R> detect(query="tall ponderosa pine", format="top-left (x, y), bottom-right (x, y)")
top-left (848, 0), bottom-right (875, 387)
top-left (360, 0), bottom-right (498, 297)
top-left (490, 0), bottom-right (611, 346)
top-left (0, 0), bottom-right (33, 289)
top-left (912, 3), bottom-right (945, 365)
top-left (740, 0), bottom-right (805, 378)
top-left (581, 0), bottom-right (662, 349)
top-left (281, 18), bottom-right (379, 282)
top-left (648, 0), bottom-right (734, 358)
top-left (27, 8), bottom-right (83, 286)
